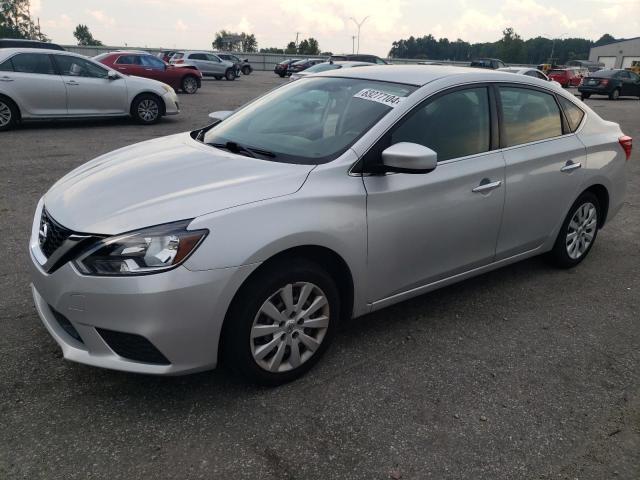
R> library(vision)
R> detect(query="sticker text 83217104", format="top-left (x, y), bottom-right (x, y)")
top-left (353, 88), bottom-right (406, 107)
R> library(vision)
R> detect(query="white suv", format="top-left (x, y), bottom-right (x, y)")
top-left (170, 51), bottom-right (236, 81)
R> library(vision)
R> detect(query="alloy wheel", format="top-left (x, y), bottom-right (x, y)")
top-left (566, 202), bottom-right (597, 260)
top-left (183, 77), bottom-right (197, 93)
top-left (137, 99), bottom-right (159, 122)
top-left (250, 282), bottom-right (330, 373)
top-left (0, 101), bottom-right (11, 127)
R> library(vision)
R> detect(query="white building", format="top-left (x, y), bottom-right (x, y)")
top-left (589, 37), bottom-right (640, 69)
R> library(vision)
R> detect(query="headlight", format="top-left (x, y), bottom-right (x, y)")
top-left (75, 220), bottom-right (207, 276)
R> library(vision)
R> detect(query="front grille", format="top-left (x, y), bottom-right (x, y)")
top-left (51, 307), bottom-right (84, 344)
top-left (40, 209), bottom-right (73, 258)
top-left (96, 328), bottom-right (170, 365)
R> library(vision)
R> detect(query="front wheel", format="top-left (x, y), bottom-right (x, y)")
top-left (222, 258), bottom-right (339, 385)
top-left (0, 96), bottom-right (18, 131)
top-left (549, 192), bottom-right (600, 268)
top-left (225, 68), bottom-right (236, 81)
top-left (132, 94), bottom-right (162, 124)
top-left (181, 75), bottom-right (198, 94)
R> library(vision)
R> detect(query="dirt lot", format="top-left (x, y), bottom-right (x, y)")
top-left (1, 72), bottom-right (639, 479)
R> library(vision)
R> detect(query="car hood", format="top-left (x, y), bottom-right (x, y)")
top-left (43, 133), bottom-right (315, 235)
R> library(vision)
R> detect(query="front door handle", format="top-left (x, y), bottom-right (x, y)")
top-left (472, 179), bottom-right (502, 193)
top-left (0, 75), bottom-right (13, 82)
top-left (65, 80), bottom-right (79, 86)
top-left (561, 161), bottom-right (581, 173)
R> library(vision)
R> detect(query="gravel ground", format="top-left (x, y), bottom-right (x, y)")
top-left (1, 72), bottom-right (639, 479)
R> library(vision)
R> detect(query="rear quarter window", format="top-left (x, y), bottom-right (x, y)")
top-left (557, 97), bottom-right (585, 132)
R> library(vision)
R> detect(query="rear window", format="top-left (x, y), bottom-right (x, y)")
top-left (10, 53), bottom-right (56, 75)
top-left (558, 97), bottom-right (585, 133)
top-left (115, 55), bottom-right (140, 65)
top-left (592, 69), bottom-right (616, 78)
top-left (548, 70), bottom-right (566, 75)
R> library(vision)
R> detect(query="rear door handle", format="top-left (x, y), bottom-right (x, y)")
top-left (472, 179), bottom-right (502, 193)
top-left (0, 75), bottom-right (13, 82)
top-left (561, 161), bottom-right (581, 173)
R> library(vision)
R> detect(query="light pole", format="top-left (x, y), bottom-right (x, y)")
top-left (349, 16), bottom-right (370, 54)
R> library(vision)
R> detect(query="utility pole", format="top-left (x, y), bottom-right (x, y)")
top-left (295, 32), bottom-right (300, 46)
top-left (352, 36), bottom-right (356, 54)
top-left (349, 16), bottom-right (370, 54)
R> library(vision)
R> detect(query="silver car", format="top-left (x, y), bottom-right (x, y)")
top-left (29, 66), bottom-right (631, 385)
top-left (0, 48), bottom-right (180, 130)
top-left (170, 51), bottom-right (236, 81)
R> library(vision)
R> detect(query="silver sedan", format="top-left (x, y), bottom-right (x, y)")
top-left (29, 65), bottom-right (630, 385)
top-left (0, 48), bottom-right (180, 130)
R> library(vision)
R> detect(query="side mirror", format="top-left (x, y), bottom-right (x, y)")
top-left (208, 110), bottom-right (233, 122)
top-left (107, 70), bottom-right (119, 80)
top-left (381, 142), bottom-right (437, 173)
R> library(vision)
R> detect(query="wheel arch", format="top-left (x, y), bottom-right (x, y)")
top-left (219, 244), bottom-right (355, 357)
top-left (129, 91), bottom-right (166, 117)
top-left (582, 183), bottom-right (609, 228)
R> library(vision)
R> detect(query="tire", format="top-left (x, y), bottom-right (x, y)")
top-left (225, 68), bottom-right (236, 81)
top-left (181, 75), bottom-right (198, 94)
top-left (0, 96), bottom-right (18, 131)
top-left (241, 65), bottom-right (251, 75)
top-left (549, 192), bottom-right (600, 268)
top-left (221, 258), bottom-right (340, 386)
top-left (278, 73), bottom-right (285, 78)
top-left (580, 93), bottom-right (590, 100)
top-left (131, 93), bottom-right (162, 124)
top-left (214, 75), bottom-right (222, 80)
top-left (609, 88), bottom-right (620, 100)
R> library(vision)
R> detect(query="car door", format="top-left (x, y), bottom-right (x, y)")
top-left (53, 55), bottom-right (128, 115)
top-left (495, 85), bottom-right (586, 259)
top-left (206, 54), bottom-right (226, 75)
top-left (618, 70), bottom-right (640, 96)
top-left (112, 54), bottom-right (144, 77)
top-left (0, 52), bottom-right (67, 116)
top-left (139, 54), bottom-right (167, 83)
top-left (363, 86), bottom-right (506, 302)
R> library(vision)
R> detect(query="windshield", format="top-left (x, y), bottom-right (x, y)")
top-left (201, 77), bottom-right (416, 164)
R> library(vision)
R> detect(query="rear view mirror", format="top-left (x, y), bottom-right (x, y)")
top-left (107, 70), bottom-right (119, 80)
top-left (381, 142), bottom-right (437, 173)
top-left (208, 110), bottom-right (233, 122)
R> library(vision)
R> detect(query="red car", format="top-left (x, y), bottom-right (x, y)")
top-left (94, 51), bottom-right (202, 94)
top-left (547, 68), bottom-right (582, 88)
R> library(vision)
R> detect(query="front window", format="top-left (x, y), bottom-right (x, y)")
top-left (55, 55), bottom-right (109, 79)
top-left (200, 77), bottom-right (416, 164)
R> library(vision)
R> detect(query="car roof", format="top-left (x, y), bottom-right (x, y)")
top-left (315, 64), bottom-right (559, 87)
top-left (0, 47), bottom-right (85, 60)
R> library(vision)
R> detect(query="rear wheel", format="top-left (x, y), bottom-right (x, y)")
top-left (132, 94), bottom-right (162, 124)
top-left (222, 258), bottom-right (339, 385)
top-left (0, 96), bottom-right (18, 131)
top-left (181, 75), bottom-right (198, 94)
top-left (609, 88), bottom-right (620, 100)
top-left (549, 192), bottom-right (600, 268)
top-left (241, 65), bottom-right (251, 75)
top-left (225, 68), bottom-right (236, 81)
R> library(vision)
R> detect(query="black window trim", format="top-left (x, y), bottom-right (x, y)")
top-left (356, 82), bottom-right (499, 175)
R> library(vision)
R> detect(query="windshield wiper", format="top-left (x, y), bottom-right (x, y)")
top-left (209, 141), bottom-right (276, 159)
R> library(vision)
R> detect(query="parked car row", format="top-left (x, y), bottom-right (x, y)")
top-left (578, 68), bottom-right (640, 100)
top-left (274, 54), bottom-right (388, 77)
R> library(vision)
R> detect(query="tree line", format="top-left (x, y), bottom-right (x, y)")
top-left (389, 28), bottom-right (620, 64)
top-left (213, 30), bottom-right (323, 55)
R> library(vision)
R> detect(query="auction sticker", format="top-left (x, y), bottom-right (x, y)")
top-left (353, 88), bottom-right (406, 107)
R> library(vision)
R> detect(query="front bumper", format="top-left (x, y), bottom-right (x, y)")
top-left (162, 91), bottom-right (180, 116)
top-left (29, 203), bottom-right (257, 375)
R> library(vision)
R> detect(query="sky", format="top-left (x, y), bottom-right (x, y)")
top-left (32, 0), bottom-right (640, 56)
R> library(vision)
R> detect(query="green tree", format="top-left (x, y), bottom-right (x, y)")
top-left (593, 33), bottom-right (616, 47)
top-left (297, 37), bottom-right (320, 55)
top-left (241, 33), bottom-right (257, 52)
top-left (213, 30), bottom-right (258, 52)
top-left (0, 0), bottom-right (47, 40)
top-left (73, 24), bottom-right (103, 46)
top-left (284, 41), bottom-right (297, 54)
top-left (260, 47), bottom-right (284, 54)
